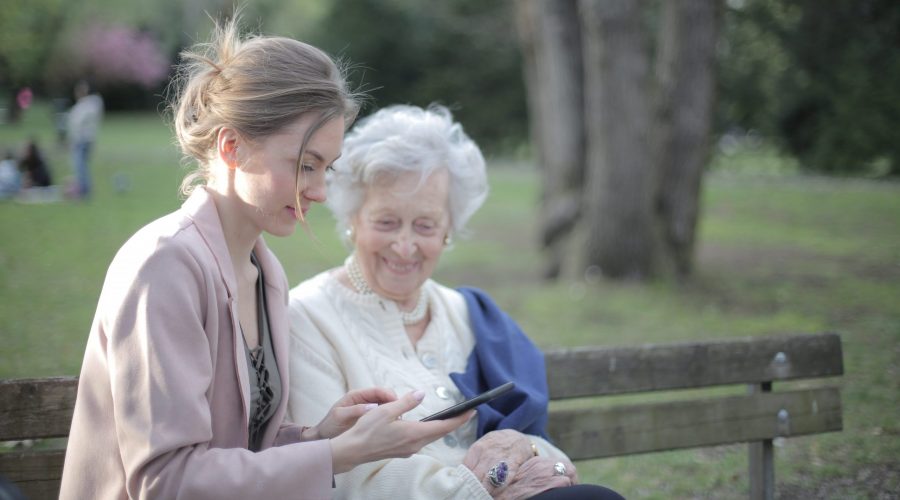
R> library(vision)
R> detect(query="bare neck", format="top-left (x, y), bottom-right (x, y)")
top-left (207, 187), bottom-right (259, 275)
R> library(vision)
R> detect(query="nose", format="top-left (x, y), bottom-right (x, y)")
top-left (302, 173), bottom-right (327, 204)
top-left (391, 230), bottom-right (417, 259)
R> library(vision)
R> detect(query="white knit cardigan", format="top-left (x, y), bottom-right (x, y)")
top-left (286, 270), bottom-right (568, 500)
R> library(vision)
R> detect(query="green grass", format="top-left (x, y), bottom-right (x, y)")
top-left (1, 107), bottom-right (898, 498)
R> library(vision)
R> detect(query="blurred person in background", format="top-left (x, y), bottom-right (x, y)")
top-left (53, 97), bottom-right (71, 149)
top-left (287, 105), bottom-right (623, 500)
top-left (19, 139), bottom-right (53, 188)
top-left (66, 80), bottom-right (103, 198)
top-left (60, 16), bottom-right (470, 500)
top-left (0, 149), bottom-right (21, 199)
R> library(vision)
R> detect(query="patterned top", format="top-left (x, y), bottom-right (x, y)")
top-left (245, 252), bottom-right (281, 452)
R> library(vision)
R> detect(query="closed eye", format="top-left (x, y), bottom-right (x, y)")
top-left (376, 219), bottom-right (399, 230)
top-left (415, 222), bottom-right (437, 235)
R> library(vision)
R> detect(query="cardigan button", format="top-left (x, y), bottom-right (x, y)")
top-left (435, 386), bottom-right (451, 399)
top-left (421, 353), bottom-right (437, 369)
top-left (443, 434), bottom-right (458, 447)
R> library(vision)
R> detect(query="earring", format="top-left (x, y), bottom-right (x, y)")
top-left (345, 226), bottom-right (355, 240)
top-left (443, 234), bottom-right (452, 246)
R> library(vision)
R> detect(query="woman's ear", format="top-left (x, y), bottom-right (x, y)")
top-left (216, 127), bottom-right (240, 168)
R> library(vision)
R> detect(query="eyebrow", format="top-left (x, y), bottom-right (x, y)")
top-left (369, 207), bottom-right (446, 219)
top-left (303, 149), bottom-right (342, 164)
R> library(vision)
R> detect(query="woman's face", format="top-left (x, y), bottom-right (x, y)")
top-left (234, 115), bottom-right (345, 237)
top-left (352, 169), bottom-right (451, 304)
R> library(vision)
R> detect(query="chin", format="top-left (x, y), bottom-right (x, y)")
top-left (266, 222), bottom-right (298, 238)
top-left (382, 280), bottom-right (425, 299)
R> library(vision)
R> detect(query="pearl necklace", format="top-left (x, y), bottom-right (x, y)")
top-left (345, 255), bottom-right (429, 325)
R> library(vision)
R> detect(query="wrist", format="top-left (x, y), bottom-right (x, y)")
top-left (301, 425), bottom-right (322, 442)
top-left (329, 435), bottom-right (357, 474)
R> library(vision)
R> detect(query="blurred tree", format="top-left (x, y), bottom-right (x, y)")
top-left (516, 0), bottom-right (720, 281)
top-left (515, 0), bottom-right (585, 280)
top-left (772, 0), bottom-right (900, 175)
top-left (652, 0), bottom-right (720, 277)
top-left (719, 0), bottom-right (900, 175)
top-left (79, 24), bottom-right (170, 88)
top-left (579, 0), bottom-right (657, 281)
top-left (0, 0), bottom-right (70, 121)
top-left (77, 24), bottom-right (171, 110)
top-left (311, 0), bottom-right (527, 152)
top-left (4, 0), bottom-right (320, 110)
top-left (715, 0), bottom-right (786, 137)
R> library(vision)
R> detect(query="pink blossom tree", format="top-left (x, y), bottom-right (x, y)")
top-left (77, 24), bottom-right (170, 88)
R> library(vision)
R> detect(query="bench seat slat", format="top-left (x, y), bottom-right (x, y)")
top-left (548, 386), bottom-right (842, 460)
top-left (0, 377), bottom-right (78, 441)
top-left (545, 332), bottom-right (843, 399)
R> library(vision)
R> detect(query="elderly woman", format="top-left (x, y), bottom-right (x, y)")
top-left (287, 105), bottom-right (622, 499)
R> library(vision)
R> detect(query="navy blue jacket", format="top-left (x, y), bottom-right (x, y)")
top-left (449, 287), bottom-right (550, 439)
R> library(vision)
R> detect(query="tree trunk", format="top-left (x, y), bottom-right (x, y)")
top-left (653, 0), bottom-right (720, 279)
top-left (515, 0), bottom-right (718, 282)
top-left (580, 0), bottom-right (658, 280)
top-left (514, 0), bottom-right (585, 281)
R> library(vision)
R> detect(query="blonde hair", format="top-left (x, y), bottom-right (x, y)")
top-left (168, 15), bottom-right (360, 215)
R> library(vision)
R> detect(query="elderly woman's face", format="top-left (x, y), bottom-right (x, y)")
top-left (352, 169), bottom-right (450, 304)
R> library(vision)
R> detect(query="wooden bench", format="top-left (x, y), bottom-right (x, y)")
top-left (1, 332), bottom-right (843, 499)
top-left (544, 332), bottom-right (844, 499)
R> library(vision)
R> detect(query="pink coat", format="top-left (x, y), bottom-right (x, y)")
top-left (60, 188), bottom-right (333, 499)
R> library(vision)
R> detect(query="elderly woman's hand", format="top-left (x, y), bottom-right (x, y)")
top-left (302, 387), bottom-right (397, 441)
top-left (462, 430), bottom-right (536, 492)
top-left (492, 456), bottom-right (577, 500)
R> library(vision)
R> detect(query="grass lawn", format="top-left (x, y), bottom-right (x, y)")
top-left (1, 105), bottom-right (898, 498)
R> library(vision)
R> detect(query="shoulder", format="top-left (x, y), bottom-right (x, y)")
top-left (106, 209), bottom-right (213, 290)
top-left (425, 280), bottom-right (474, 338)
top-left (122, 208), bottom-right (203, 257)
top-left (427, 280), bottom-right (467, 314)
top-left (453, 286), bottom-right (510, 317)
top-left (286, 271), bottom-right (345, 353)
top-left (287, 270), bottom-right (341, 329)
top-left (429, 283), bottom-right (513, 327)
top-left (95, 209), bottom-right (222, 329)
top-left (289, 270), bottom-right (334, 306)
top-left (86, 94), bottom-right (104, 111)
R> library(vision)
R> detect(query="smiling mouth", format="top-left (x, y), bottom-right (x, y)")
top-left (383, 258), bottom-right (418, 273)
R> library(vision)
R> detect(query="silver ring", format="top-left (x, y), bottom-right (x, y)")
top-left (553, 462), bottom-right (567, 476)
top-left (487, 460), bottom-right (509, 487)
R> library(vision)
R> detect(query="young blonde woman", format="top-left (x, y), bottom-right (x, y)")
top-left (59, 19), bottom-right (470, 500)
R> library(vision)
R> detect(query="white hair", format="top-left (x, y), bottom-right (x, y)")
top-left (327, 104), bottom-right (488, 244)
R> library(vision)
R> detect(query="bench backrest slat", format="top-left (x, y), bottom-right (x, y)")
top-left (0, 377), bottom-right (78, 441)
top-left (548, 386), bottom-right (842, 460)
top-left (544, 332), bottom-right (843, 399)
